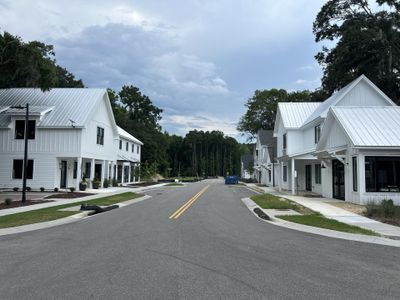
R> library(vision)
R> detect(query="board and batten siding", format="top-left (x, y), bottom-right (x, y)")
top-left (81, 95), bottom-right (116, 161)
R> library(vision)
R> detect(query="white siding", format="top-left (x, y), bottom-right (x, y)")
top-left (81, 95), bottom-right (116, 160)
top-left (338, 80), bottom-right (392, 107)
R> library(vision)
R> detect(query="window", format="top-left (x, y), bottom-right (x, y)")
top-left (85, 162), bottom-right (91, 178)
top-left (96, 127), bottom-right (104, 145)
top-left (314, 124), bottom-right (321, 144)
top-left (352, 157), bottom-right (358, 192)
top-left (315, 164), bottom-right (321, 184)
top-left (365, 156), bottom-right (400, 192)
top-left (283, 134), bottom-right (287, 150)
top-left (137, 145), bottom-right (140, 154)
top-left (132, 144), bottom-right (134, 153)
top-left (73, 161), bottom-right (78, 179)
top-left (283, 165), bottom-right (287, 182)
top-left (126, 142), bottom-right (129, 151)
top-left (119, 140), bottom-right (122, 150)
top-left (12, 159), bottom-right (33, 179)
top-left (15, 120), bottom-right (36, 140)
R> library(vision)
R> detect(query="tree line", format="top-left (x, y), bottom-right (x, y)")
top-left (238, 0), bottom-right (400, 137)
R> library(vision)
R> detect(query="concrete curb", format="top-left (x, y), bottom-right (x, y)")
top-left (241, 197), bottom-right (400, 248)
top-left (0, 195), bottom-right (152, 237)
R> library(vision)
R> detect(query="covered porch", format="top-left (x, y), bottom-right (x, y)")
top-left (56, 157), bottom-right (116, 190)
top-left (278, 152), bottom-right (322, 195)
top-left (116, 155), bottom-right (140, 185)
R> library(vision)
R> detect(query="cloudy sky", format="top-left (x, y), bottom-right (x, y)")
top-left (0, 0), bottom-right (326, 140)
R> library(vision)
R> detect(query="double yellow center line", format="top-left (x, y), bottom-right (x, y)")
top-left (169, 185), bottom-right (210, 220)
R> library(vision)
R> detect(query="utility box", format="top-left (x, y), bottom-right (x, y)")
top-left (225, 176), bottom-right (239, 185)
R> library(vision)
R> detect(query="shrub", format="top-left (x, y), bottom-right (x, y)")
top-left (40, 187), bottom-right (45, 192)
top-left (381, 199), bottom-right (395, 218)
top-left (112, 178), bottom-right (118, 187)
top-left (103, 179), bottom-right (109, 188)
top-left (365, 201), bottom-right (379, 217)
top-left (13, 187), bottom-right (19, 192)
top-left (54, 187), bottom-right (59, 192)
top-left (92, 179), bottom-right (100, 189)
top-left (26, 187), bottom-right (31, 192)
top-left (4, 198), bottom-right (12, 205)
top-left (69, 187), bottom-right (76, 193)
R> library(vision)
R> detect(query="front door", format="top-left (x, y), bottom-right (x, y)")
top-left (305, 165), bottom-right (312, 191)
top-left (94, 164), bottom-right (102, 180)
top-left (60, 160), bottom-right (67, 188)
top-left (332, 159), bottom-right (345, 200)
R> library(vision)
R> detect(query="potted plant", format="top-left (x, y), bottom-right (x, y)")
top-left (79, 178), bottom-right (88, 191)
top-left (92, 179), bottom-right (101, 189)
top-left (103, 178), bottom-right (109, 188)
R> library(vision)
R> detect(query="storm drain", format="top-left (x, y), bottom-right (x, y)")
top-left (253, 208), bottom-right (271, 220)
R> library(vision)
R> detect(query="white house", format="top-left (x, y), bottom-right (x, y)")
top-left (0, 88), bottom-right (143, 190)
top-left (240, 153), bottom-right (254, 180)
top-left (274, 75), bottom-right (400, 204)
top-left (253, 130), bottom-right (277, 186)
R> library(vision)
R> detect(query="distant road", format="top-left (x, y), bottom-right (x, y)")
top-left (0, 179), bottom-right (399, 299)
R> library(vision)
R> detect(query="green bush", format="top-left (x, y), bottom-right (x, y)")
top-left (365, 201), bottom-right (379, 217)
top-left (103, 179), bottom-right (109, 188)
top-left (54, 187), bottom-right (59, 192)
top-left (112, 178), bottom-right (118, 187)
top-left (13, 187), bottom-right (19, 192)
top-left (381, 199), bottom-right (395, 218)
top-left (69, 187), bottom-right (76, 193)
top-left (4, 198), bottom-right (12, 205)
top-left (26, 187), bottom-right (31, 191)
top-left (40, 187), bottom-right (45, 192)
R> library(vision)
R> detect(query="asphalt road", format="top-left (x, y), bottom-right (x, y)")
top-left (0, 179), bottom-right (399, 299)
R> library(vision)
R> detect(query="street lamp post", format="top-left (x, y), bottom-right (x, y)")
top-left (11, 104), bottom-right (29, 204)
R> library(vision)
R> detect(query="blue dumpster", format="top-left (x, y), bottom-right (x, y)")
top-left (225, 176), bottom-right (239, 184)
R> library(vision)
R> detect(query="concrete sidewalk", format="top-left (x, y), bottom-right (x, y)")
top-left (245, 184), bottom-right (400, 239)
top-left (0, 183), bottom-right (167, 217)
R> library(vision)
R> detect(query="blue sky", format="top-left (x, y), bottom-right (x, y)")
top-left (0, 0), bottom-right (326, 141)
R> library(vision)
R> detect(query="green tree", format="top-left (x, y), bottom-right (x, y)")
top-left (0, 31), bottom-right (84, 90)
top-left (313, 0), bottom-right (400, 101)
top-left (237, 89), bottom-right (317, 136)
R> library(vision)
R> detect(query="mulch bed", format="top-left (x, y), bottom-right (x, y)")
top-left (0, 199), bottom-right (54, 210)
top-left (45, 192), bottom-right (95, 199)
top-left (127, 182), bottom-right (161, 187)
top-left (373, 217), bottom-right (400, 227)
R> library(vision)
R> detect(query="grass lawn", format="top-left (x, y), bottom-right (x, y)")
top-left (165, 183), bottom-right (184, 186)
top-left (0, 192), bottom-right (142, 229)
top-left (279, 214), bottom-right (378, 236)
top-left (250, 194), bottom-right (298, 210)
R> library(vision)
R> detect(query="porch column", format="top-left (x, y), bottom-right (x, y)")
top-left (291, 158), bottom-right (295, 195)
top-left (76, 157), bottom-right (82, 190)
top-left (278, 162), bottom-right (282, 192)
top-left (128, 164), bottom-right (132, 183)
top-left (101, 160), bottom-right (106, 187)
top-left (138, 164), bottom-right (141, 183)
top-left (121, 164), bottom-right (125, 184)
top-left (90, 158), bottom-right (95, 188)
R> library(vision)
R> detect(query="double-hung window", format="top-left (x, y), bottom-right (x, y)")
top-left (315, 164), bottom-right (321, 184)
top-left (15, 120), bottom-right (36, 140)
top-left (314, 124), bottom-right (321, 144)
top-left (13, 159), bottom-right (34, 179)
top-left (96, 127), bottom-right (104, 145)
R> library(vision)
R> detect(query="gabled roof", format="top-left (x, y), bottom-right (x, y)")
top-left (303, 75), bottom-right (396, 126)
top-left (331, 106), bottom-right (400, 147)
top-left (257, 130), bottom-right (276, 159)
top-left (278, 102), bottom-right (320, 129)
top-left (0, 88), bottom-right (108, 128)
top-left (117, 126), bottom-right (143, 145)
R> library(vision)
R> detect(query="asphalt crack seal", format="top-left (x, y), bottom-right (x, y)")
top-left (253, 208), bottom-right (271, 220)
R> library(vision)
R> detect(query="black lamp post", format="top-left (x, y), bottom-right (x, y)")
top-left (11, 104), bottom-right (29, 204)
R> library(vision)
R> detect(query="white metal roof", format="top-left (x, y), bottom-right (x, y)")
top-left (278, 102), bottom-right (320, 128)
top-left (332, 106), bottom-right (400, 147)
top-left (0, 88), bottom-right (107, 128)
top-left (5, 106), bottom-right (54, 115)
top-left (117, 126), bottom-right (143, 145)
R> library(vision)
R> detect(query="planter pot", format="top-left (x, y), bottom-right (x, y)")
top-left (92, 182), bottom-right (100, 189)
top-left (79, 183), bottom-right (87, 191)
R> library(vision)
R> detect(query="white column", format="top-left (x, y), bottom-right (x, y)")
top-left (121, 164), bottom-right (125, 184)
top-left (76, 157), bottom-right (82, 190)
top-left (279, 162), bottom-right (283, 192)
top-left (90, 158), bottom-right (95, 188)
top-left (101, 160), bottom-right (106, 187)
top-left (291, 158), bottom-right (295, 195)
top-left (138, 164), bottom-right (141, 183)
top-left (128, 164), bottom-right (132, 183)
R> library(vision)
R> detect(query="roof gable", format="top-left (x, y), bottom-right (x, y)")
top-left (117, 126), bottom-right (143, 145)
top-left (329, 106), bottom-right (400, 148)
top-left (303, 75), bottom-right (396, 126)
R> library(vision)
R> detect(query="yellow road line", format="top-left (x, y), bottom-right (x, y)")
top-left (169, 185), bottom-right (210, 219)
